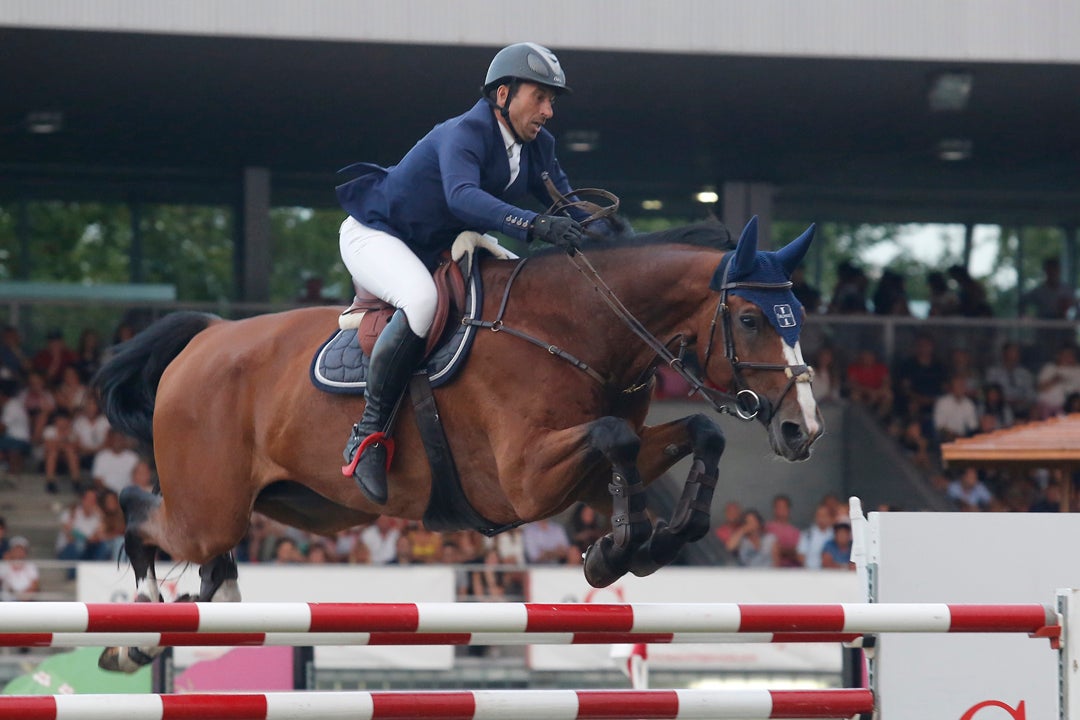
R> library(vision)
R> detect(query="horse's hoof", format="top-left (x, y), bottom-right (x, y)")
top-left (583, 537), bottom-right (627, 589)
top-left (98, 646), bottom-right (154, 674)
top-left (97, 647), bottom-right (123, 672)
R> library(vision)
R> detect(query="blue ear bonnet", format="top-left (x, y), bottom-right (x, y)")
top-left (709, 217), bottom-right (816, 348)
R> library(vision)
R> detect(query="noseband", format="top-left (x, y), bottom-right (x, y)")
top-left (699, 259), bottom-right (814, 422)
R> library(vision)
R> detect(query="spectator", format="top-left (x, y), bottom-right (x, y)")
top-left (56, 489), bottom-right (106, 564)
top-left (41, 410), bottom-right (82, 493)
top-left (846, 348), bottom-right (893, 420)
top-left (272, 537), bottom-right (305, 563)
top-left (492, 526), bottom-right (526, 566)
top-left (404, 522), bottom-right (442, 563)
top-left (73, 396), bottom-right (111, 468)
top-left (101, 322), bottom-right (136, 365)
top-left (796, 503), bottom-right (834, 570)
top-left (978, 383), bottom-right (1014, 432)
top-left (0, 536), bottom-right (41, 601)
top-left (947, 264), bottom-right (993, 317)
top-left (933, 376), bottom-right (980, 442)
top-left (893, 334), bottom-right (948, 423)
top-left (714, 501), bottom-right (744, 547)
top-left (765, 494), bottom-right (801, 567)
top-left (360, 516), bottom-right (402, 565)
top-left (926, 271), bottom-right (960, 317)
top-left (567, 503), bottom-right (605, 557)
top-left (347, 540), bottom-right (373, 565)
top-left (896, 418), bottom-right (934, 471)
top-left (1029, 480), bottom-right (1062, 513)
top-left (0, 325), bottom-right (30, 386)
top-left (810, 346), bottom-right (843, 405)
top-left (984, 342), bottom-right (1037, 420)
top-left (522, 518), bottom-right (573, 564)
top-left (828, 260), bottom-right (868, 314)
top-left (72, 328), bottom-right (103, 384)
top-left (32, 329), bottom-right (78, 387)
top-left (306, 541), bottom-right (336, 564)
top-left (724, 509), bottom-right (778, 568)
top-left (95, 490), bottom-right (125, 561)
top-left (131, 460), bottom-right (155, 492)
top-left (18, 371), bottom-right (55, 444)
top-left (53, 366), bottom-right (88, 414)
top-left (871, 268), bottom-right (911, 316)
top-left (386, 535), bottom-right (415, 565)
top-left (468, 548), bottom-right (510, 601)
top-left (1035, 345), bottom-right (1080, 418)
top-left (1066, 392), bottom-right (1080, 415)
top-left (90, 429), bottom-right (140, 494)
top-left (946, 467), bottom-right (994, 511)
top-left (790, 266), bottom-right (822, 314)
top-left (947, 348), bottom-right (982, 400)
top-left (1022, 257), bottom-right (1076, 320)
top-left (820, 521), bottom-right (854, 570)
top-left (0, 382), bottom-right (32, 475)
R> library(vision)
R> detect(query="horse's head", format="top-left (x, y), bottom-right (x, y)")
top-left (700, 216), bottom-right (823, 460)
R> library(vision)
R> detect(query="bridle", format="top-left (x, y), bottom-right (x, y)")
top-left (489, 182), bottom-right (814, 423)
top-left (700, 256), bottom-right (815, 422)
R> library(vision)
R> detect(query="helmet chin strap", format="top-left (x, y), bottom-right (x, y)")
top-left (485, 80), bottom-right (527, 145)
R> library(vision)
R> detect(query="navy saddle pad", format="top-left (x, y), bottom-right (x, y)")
top-left (309, 261), bottom-right (483, 393)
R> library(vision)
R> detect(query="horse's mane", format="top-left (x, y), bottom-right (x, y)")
top-left (536, 217), bottom-right (735, 254)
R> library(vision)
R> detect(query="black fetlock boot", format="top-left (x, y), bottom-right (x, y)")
top-left (342, 309), bottom-right (426, 504)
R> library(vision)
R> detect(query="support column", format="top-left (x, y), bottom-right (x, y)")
top-left (238, 166), bottom-right (272, 303)
top-left (722, 182), bottom-right (775, 248)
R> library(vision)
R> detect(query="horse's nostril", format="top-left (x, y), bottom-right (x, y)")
top-left (781, 421), bottom-right (805, 447)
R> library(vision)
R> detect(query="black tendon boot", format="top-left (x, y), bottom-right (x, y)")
top-left (342, 310), bottom-right (426, 504)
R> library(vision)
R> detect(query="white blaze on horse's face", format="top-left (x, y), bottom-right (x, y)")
top-left (783, 341), bottom-right (821, 437)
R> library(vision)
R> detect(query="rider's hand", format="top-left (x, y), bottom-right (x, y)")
top-left (529, 215), bottom-right (583, 254)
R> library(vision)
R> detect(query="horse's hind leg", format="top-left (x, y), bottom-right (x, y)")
top-left (629, 414), bottom-right (725, 578)
top-left (581, 417), bottom-right (654, 588)
top-left (99, 486), bottom-right (167, 672)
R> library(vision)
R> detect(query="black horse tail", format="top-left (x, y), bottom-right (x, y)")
top-left (93, 312), bottom-right (219, 449)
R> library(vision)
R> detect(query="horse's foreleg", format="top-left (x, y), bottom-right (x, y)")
top-left (580, 417), bottom-right (654, 588)
top-left (629, 414), bottom-right (725, 578)
top-left (199, 553), bottom-right (241, 602)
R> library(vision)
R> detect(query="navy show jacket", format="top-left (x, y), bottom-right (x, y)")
top-left (336, 99), bottom-right (578, 268)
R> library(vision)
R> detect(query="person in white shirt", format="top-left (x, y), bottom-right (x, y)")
top-left (359, 515), bottom-right (401, 565)
top-left (933, 375), bottom-right (979, 441)
top-left (90, 429), bottom-right (140, 494)
top-left (0, 383), bottom-right (32, 474)
top-left (1035, 345), bottom-right (1080, 418)
top-left (796, 503), bottom-right (835, 570)
top-left (0, 536), bottom-right (40, 601)
top-left (72, 396), bottom-right (111, 467)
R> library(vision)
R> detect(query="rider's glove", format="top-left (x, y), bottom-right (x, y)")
top-left (529, 215), bottom-right (583, 255)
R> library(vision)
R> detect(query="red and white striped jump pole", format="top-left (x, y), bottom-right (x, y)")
top-left (0, 601), bottom-right (1056, 635)
top-left (0, 689), bottom-right (876, 720)
top-left (0, 630), bottom-right (864, 648)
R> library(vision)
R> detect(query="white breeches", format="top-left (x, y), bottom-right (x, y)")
top-left (339, 216), bottom-right (436, 337)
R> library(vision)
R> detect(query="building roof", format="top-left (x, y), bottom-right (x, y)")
top-left (941, 414), bottom-right (1080, 468)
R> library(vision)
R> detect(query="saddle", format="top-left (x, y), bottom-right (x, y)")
top-left (340, 256), bottom-right (467, 360)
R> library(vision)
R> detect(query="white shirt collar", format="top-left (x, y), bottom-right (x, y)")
top-left (497, 118), bottom-right (518, 155)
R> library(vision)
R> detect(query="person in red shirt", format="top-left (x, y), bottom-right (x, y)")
top-left (846, 347), bottom-right (893, 420)
top-left (765, 494), bottom-right (802, 567)
top-left (32, 330), bottom-right (78, 388)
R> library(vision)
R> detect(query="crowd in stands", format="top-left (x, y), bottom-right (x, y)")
top-left (0, 252), bottom-right (1076, 598)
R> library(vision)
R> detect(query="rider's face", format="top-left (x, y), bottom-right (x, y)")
top-left (499, 82), bottom-right (556, 142)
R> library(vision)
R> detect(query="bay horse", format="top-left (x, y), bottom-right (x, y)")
top-left (95, 215), bottom-right (822, 672)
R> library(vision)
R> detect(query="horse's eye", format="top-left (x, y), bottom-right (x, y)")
top-left (739, 315), bottom-right (757, 330)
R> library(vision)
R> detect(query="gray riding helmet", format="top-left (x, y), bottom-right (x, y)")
top-left (483, 42), bottom-right (572, 95)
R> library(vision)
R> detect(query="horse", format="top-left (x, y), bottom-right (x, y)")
top-left (94, 215), bottom-right (823, 672)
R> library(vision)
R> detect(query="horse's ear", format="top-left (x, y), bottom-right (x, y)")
top-left (731, 216), bottom-right (760, 278)
top-left (775, 223), bottom-right (816, 276)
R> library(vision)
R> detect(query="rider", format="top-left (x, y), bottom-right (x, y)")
top-left (336, 42), bottom-right (588, 505)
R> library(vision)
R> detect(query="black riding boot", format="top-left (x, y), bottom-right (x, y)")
top-left (343, 309), bottom-right (426, 504)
